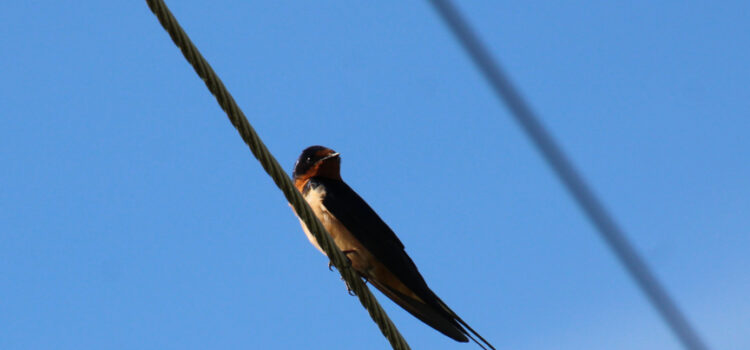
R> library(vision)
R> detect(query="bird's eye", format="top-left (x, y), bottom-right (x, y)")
top-left (306, 157), bottom-right (311, 163)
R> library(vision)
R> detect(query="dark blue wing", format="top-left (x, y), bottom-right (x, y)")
top-left (309, 177), bottom-right (434, 297)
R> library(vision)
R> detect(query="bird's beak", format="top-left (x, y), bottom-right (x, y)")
top-left (321, 152), bottom-right (340, 162)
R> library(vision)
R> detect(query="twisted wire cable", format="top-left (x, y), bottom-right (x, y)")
top-left (145, 1), bottom-right (410, 348)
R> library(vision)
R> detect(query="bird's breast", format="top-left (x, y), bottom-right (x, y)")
top-left (294, 182), bottom-right (423, 302)
top-left (297, 185), bottom-right (375, 275)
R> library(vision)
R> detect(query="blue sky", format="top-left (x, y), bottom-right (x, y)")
top-left (1, 1), bottom-right (749, 349)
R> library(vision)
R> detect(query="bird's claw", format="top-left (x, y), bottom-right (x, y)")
top-left (343, 273), bottom-right (370, 296)
top-left (325, 250), bottom-right (362, 296)
top-left (327, 250), bottom-right (355, 271)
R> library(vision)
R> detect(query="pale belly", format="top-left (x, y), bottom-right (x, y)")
top-left (294, 184), bottom-right (422, 301)
top-left (296, 185), bottom-right (377, 275)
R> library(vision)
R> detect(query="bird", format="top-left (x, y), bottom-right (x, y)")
top-left (291, 145), bottom-right (494, 350)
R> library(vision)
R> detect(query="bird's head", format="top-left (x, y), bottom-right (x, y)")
top-left (293, 145), bottom-right (341, 184)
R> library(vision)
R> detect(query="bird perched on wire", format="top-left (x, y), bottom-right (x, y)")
top-left (292, 145), bottom-right (494, 350)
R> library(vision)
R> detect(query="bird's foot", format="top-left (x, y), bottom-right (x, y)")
top-left (327, 250), bottom-right (356, 271)
top-left (344, 275), bottom-right (369, 296)
top-left (326, 250), bottom-right (362, 295)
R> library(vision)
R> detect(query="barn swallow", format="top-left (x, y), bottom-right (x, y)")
top-left (292, 145), bottom-right (494, 350)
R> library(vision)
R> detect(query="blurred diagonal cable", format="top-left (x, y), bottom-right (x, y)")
top-left (427, 1), bottom-right (709, 350)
